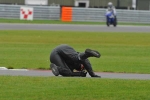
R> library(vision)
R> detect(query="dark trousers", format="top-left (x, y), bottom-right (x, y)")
top-left (50, 49), bottom-right (72, 76)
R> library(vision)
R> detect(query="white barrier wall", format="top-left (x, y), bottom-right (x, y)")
top-left (25, 0), bottom-right (48, 5)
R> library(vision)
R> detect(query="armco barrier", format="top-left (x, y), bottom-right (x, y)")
top-left (0, 4), bottom-right (150, 23)
top-left (71, 7), bottom-right (150, 23)
top-left (0, 4), bottom-right (60, 20)
top-left (72, 7), bottom-right (105, 22)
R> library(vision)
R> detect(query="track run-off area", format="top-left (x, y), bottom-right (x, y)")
top-left (0, 23), bottom-right (150, 79)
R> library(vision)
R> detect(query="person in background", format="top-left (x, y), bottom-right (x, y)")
top-left (106, 2), bottom-right (117, 18)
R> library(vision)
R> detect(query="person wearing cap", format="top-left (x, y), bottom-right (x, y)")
top-left (50, 44), bottom-right (101, 77)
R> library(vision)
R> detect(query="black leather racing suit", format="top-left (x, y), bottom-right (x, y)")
top-left (50, 44), bottom-right (96, 76)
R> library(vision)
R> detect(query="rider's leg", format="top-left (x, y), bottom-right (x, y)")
top-left (50, 51), bottom-right (72, 76)
top-left (50, 51), bottom-right (87, 77)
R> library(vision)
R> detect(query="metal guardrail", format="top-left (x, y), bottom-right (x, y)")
top-left (72, 7), bottom-right (150, 23)
top-left (0, 4), bottom-right (150, 23)
top-left (0, 4), bottom-right (60, 20)
top-left (117, 9), bottom-right (150, 23)
top-left (72, 8), bottom-right (105, 22)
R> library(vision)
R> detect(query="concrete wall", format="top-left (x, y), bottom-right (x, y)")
top-left (1, 0), bottom-right (150, 10)
top-left (0, 0), bottom-right (132, 8)
top-left (0, 0), bottom-right (24, 5)
top-left (48, 0), bottom-right (74, 6)
top-left (137, 0), bottom-right (150, 10)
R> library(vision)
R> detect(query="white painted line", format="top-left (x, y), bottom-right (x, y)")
top-left (0, 67), bottom-right (8, 70)
top-left (0, 67), bottom-right (28, 71)
top-left (8, 69), bottom-right (28, 71)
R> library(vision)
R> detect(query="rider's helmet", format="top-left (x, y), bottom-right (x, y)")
top-left (108, 2), bottom-right (113, 8)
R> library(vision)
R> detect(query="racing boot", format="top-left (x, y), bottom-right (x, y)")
top-left (79, 49), bottom-right (101, 60)
top-left (50, 63), bottom-right (59, 76)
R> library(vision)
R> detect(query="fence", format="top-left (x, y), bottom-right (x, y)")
top-left (0, 4), bottom-right (60, 20)
top-left (72, 7), bottom-right (150, 23)
top-left (0, 4), bottom-right (150, 23)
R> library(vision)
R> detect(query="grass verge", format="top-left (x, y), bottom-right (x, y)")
top-left (0, 18), bottom-right (150, 26)
top-left (0, 30), bottom-right (150, 73)
top-left (0, 76), bottom-right (150, 100)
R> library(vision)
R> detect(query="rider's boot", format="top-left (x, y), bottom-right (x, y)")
top-left (79, 49), bottom-right (101, 60)
top-left (50, 63), bottom-right (59, 76)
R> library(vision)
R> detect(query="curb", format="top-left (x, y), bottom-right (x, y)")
top-left (0, 67), bottom-right (28, 71)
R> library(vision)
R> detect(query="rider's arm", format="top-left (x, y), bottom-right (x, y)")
top-left (113, 7), bottom-right (117, 16)
top-left (106, 9), bottom-right (109, 13)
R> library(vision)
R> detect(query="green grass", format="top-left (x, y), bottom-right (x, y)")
top-left (0, 30), bottom-right (150, 73)
top-left (1, 18), bottom-right (150, 26)
top-left (0, 76), bottom-right (150, 100)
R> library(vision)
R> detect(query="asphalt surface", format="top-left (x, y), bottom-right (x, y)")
top-left (0, 23), bottom-right (150, 32)
top-left (0, 70), bottom-right (150, 80)
top-left (0, 23), bottom-right (150, 80)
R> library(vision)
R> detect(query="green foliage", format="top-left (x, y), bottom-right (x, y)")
top-left (0, 30), bottom-right (150, 73)
top-left (0, 76), bottom-right (150, 100)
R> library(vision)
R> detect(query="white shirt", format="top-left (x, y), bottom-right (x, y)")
top-left (106, 6), bottom-right (117, 16)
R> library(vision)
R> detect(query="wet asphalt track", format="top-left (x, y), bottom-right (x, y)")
top-left (0, 23), bottom-right (150, 80)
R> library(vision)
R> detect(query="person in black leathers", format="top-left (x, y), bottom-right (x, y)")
top-left (50, 44), bottom-right (101, 77)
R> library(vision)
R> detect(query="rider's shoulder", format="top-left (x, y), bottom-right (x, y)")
top-left (112, 6), bottom-right (116, 9)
